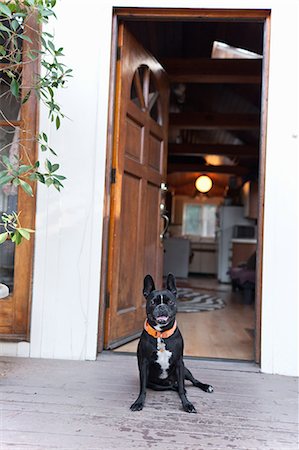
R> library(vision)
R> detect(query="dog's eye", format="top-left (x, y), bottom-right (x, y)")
top-left (168, 299), bottom-right (174, 305)
top-left (150, 298), bottom-right (155, 306)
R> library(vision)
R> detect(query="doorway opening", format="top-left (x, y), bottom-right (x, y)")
top-left (102, 9), bottom-right (270, 363)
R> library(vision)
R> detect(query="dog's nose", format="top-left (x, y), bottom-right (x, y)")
top-left (155, 304), bottom-right (169, 315)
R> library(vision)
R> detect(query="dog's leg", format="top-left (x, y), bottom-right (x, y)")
top-left (184, 367), bottom-right (214, 393)
top-left (130, 358), bottom-right (149, 411)
top-left (176, 358), bottom-right (197, 413)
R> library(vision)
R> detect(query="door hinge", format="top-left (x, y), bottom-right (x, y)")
top-left (105, 292), bottom-right (110, 308)
top-left (110, 167), bottom-right (116, 184)
top-left (116, 46), bottom-right (122, 61)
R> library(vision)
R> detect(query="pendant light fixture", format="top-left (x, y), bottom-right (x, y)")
top-left (195, 175), bottom-right (213, 193)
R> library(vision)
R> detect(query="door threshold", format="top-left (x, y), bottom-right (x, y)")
top-left (100, 349), bottom-right (258, 367)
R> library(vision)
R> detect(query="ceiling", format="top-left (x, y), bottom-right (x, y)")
top-left (127, 20), bottom-right (264, 198)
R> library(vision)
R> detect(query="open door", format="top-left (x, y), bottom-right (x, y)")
top-left (105, 24), bottom-right (169, 348)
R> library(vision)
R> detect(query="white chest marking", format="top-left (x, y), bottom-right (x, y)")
top-left (156, 338), bottom-right (172, 379)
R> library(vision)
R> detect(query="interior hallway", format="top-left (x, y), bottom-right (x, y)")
top-left (115, 276), bottom-right (255, 360)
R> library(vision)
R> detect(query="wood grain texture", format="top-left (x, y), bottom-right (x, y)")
top-left (0, 353), bottom-right (297, 449)
top-left (115, 8), bottom-right (271, 20)
top-left (162, 58), bottom-right (262, 84)
top-left (105, 25), bottom-right (169, 347)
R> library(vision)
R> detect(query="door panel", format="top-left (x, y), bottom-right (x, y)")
top-left (105, 24), bottom-right (169, 347)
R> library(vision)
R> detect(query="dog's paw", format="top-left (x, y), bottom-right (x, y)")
top-left (183, 401), bottom-right (197, 413)
top-left (198, 383), bottom-right (214, 393)
top-left (130, 400), bottom-right (144, 412)
top-left (207, 385), bottom-right (214, 393)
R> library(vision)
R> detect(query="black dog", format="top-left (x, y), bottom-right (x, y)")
top-left (130, 273), bottom-right (213, 413)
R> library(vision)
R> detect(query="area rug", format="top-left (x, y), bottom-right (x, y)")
top-left (176, 288), bottom-right (225, 312)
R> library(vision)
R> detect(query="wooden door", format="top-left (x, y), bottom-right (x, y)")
top-left (105, 24), bottom-right (169, 348)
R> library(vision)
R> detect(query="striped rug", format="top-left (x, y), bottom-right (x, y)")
top-left (176, 288), bottom-right (225, 312)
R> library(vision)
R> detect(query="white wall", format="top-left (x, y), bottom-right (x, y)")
top-left (0, 0), bottom-right (298, 374)
top-left (260, 4), bottom-right (299, 376)
top-left (28, 2), bottom-right (113, 360)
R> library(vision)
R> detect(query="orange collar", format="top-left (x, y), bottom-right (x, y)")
top-left (144, 319), bottom-right (177, 339)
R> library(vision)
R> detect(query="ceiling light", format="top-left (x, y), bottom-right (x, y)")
top-left (195, 175), bottom-right (213, 193)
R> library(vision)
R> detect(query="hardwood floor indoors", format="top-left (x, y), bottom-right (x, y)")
top-left (114, 275), bottom-right (255, 360)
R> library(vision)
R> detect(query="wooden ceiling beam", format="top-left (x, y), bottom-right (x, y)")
top-left (167, 163), bottom-right (250, 175)
top-left (162, 58), bottom-right (262, 84)
top-left (169, 112), bottom-right (260, 130)
top-left (168, 143), bottom-right (259, 157)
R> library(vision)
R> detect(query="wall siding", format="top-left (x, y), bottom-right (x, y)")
top-left (0, 0), bottom-right (298, 375)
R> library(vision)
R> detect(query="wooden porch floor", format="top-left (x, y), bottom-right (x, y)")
top-left (0, 352), bottom-right (298, 450)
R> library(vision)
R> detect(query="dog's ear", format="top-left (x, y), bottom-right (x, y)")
top-left (166, 273), bottom-right (177, 296)
top-left (143, 274), bottom-right (155, 298)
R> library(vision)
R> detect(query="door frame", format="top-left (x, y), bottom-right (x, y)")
top-left (98, 7), bottom-right (271, 364)
top-left (0, 14), bottom-right (39, 341)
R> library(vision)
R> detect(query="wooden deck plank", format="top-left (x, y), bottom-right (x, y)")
top-left (0, 353), bottom-right (298, 450)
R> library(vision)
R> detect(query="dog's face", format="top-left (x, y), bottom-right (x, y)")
top-left (143, 273), bottom-right (177, 327)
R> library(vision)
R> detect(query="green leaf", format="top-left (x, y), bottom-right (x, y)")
top-left (0, 232), bottom-right (8, 245)
top-left (18, 165), bottom-right (32, 174)
top-left (11, 230), bottom-right (22, 245)
top-left (48, 86), bottom-right (54, 98)
top-left (10, 78), bottom-right (19, 99)
top-left (0, 3), bottom-right (12, 17)
top-left (51, 164), bottom-right (59, 173)
top-left (22, 90), bottom-right (31, 104)
top-left (19, 179), bottom-right (33, 197)
top-left (23, 228), bottom-right (34, 233)
top-left (0, 174), bottom-right (14, 185)
top-left (27, 50), bottom-right (39, 60)
top-left (43, 32), bottom-right (54, 38)
top-left (36, 173), bottom-right (45, 183)
top-left (19, 34), bottom-right (33, 44)
top-left (45, 178), bottom-right (53, 187)
top-left (54, 175), bottom-right (66, 181)
top-left (48, 40), bottom-right (55, 53)
top-left (0, 45), bottom-right (6, 56)
top-left (55, 115), bottom-right (60, 129)
top-left (11, 19), bottom-right (19, 32)
top-left (0, 23), bottom-right (11, 33)
top-left (18, 228), bottom-right (31, 240)
top-left (42, 132), bottom-right (48, 143)
top-left (45, 159), bottom-right (52, 172)
top-left (1, 155), bottom-right (12, 168)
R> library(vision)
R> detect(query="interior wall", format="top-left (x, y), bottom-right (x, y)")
top-left (0, 0), bottom-right (297, 375)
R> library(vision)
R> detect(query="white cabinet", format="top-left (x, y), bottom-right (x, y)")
top-left (189, 242), bottom-right (217, 274)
